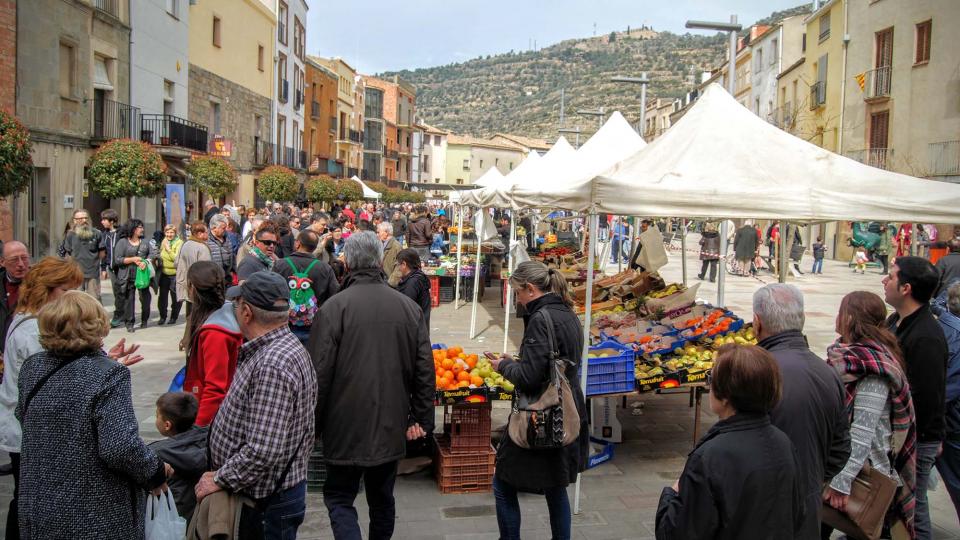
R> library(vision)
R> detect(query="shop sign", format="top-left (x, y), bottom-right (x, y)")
top-left (209, 135), bottom-right (232, 157)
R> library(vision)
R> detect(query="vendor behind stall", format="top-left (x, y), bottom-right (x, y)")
top-left (629, 219), bottom-right (654, 271)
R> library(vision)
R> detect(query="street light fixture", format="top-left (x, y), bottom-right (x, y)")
top-left (558, 127), bottom-right (582, 148)
top-left (576, 108), bottom-right (605, 131)
top-left (684, 15), bottom-right (742, 307)
top-left (611, 73), bottom-right (651, 137)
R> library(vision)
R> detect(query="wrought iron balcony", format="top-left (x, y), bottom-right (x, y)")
top-left (294, 90), bottom-right (303, 110)
top-left (348, 129), bottom-right (362, 143)
top-left (92, 0), bottom-right (118, 17)
top-left (809, 81), bottom-right (826, 110)
top-left (279, 146), bottom-right (307, 169)
top-left (279, 80), bottom-right (289, 104)
top-left (254, 138), bottom-right (275, 167)
top-left (311, 101), bottom-right (320, 119)
top-left (140, 114), bottom-right (208, 153)
top-left (92, 97), bottom-right (139, 141)
top-left (845, 148), bottom-right (894, 170)
top-left (329, 116), bottom-right (337, 134)
top-left (386, 149), bottom-right (399, 160)
top-left (863, 66), bottom-right (892, 101)
top-left (929, 140), bottom-right (960, 177)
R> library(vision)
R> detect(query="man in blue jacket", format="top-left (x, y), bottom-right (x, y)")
top-left (933, 281), bottom-right (960, 523)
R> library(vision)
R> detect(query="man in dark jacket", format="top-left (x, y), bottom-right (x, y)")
top-left (407, 206), bottom-right (433, 261)
top-left (884, 256), bottom-right (948, 538)
top-left (697, 225), bottom-right (721, 282)
top-left (0, 241), bottom-right (29, 356)
top-left (394, 248), bottom-right (431, 329)
top-left (308, 231), bottom-right (434, 540)
top-left (936, 238), bottom-right (960, 297)
top-left (754, 284), bottom-right (851, 540)
top-left (733, 222), bottom-right (758, 276)
top-left (628, 219), bottom-right (653, 271)
top-left (273, 230), bottom-right (339, 344)
top-left (206, 214), bottom-right (236, 284)
top-left (391, 208), bottom-right (408, 246)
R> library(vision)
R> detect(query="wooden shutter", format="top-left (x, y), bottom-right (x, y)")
top-left (875, 28), bottom-right (894, 68)
top-left (869, 111), bottom-right (890, 150)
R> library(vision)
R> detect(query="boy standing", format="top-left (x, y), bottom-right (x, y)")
top-left (149, 392), bottom-right (207, 519)
top-left (811, 237), bottom-right (825, 274)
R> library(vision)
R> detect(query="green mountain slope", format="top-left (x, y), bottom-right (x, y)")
top-left (384, 5), bottom-right (811, 140)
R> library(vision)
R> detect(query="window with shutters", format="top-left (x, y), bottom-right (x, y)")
top-left (915, 20), bottom-right (931, 65)
top-left (875, 28), bottom-right (894, 68)
top-left (818, 11), bottom-right (831, 42)
top-left (870, 111), bottom-right (889, 150)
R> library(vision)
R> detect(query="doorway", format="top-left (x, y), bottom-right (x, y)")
top-left (28, 168), bottom-right (51, 258)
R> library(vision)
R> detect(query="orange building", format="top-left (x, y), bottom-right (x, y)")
top-left (305, 57), bottom-right (341, 176)
top-left (384, 121), bottom-right (398, 181)
top-left (363, 75), bottom-right (416, 183)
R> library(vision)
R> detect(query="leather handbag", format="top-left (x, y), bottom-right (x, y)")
top-left (821, 463), bottom-right (898, 540)
top-left (507, 309), bottom-right (580, 450)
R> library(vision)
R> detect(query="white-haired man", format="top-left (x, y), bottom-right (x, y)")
top-left (62, 209), bottom-right (104, 302)
top-left (754, 283), bottom-right (851, 540)
top-left (378, 222), bottom-right (402, 286)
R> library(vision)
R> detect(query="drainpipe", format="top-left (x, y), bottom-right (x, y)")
top-left (838, 0), bottom-right (849, 155)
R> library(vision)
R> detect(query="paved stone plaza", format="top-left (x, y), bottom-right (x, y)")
top-left (1, 241), bottom-right (959, 539)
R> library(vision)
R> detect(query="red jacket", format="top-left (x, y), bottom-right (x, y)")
top-left (183, 303), bottom-right (243, 426)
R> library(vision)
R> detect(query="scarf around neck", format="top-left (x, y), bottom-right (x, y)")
top-left (250, 246), bottom-right (274, 269)
top-left (826, 338), bottom-right (917, 537)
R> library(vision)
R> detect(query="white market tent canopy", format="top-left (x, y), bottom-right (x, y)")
top-left (529, 84), bottom-right (960, 223)
top-left (350, 176), bottom-right (382, 200)
top-left (470, 165), bottom-right (507, 189)
top-left (459, 151), bottom-right (540, 207)
top-left (510, 111), bottom-right (646, 205)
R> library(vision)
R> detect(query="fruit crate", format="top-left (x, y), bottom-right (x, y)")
top-left (306, 441), bottom-right (325, 493)
top-left (586, 341), bottom-right (636, 396)
top-left (442, 401), bottom-right (492, 453)
top-left (434, 435), bottom-right (495, 494)
top-left (429, 275), bottom-right (440, 308)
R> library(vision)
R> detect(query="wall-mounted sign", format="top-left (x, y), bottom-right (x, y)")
top-left (209, 135), bottom-right (232, 157)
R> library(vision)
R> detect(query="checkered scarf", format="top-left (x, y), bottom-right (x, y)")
top-left (827, 339), bottom-right (917, 538)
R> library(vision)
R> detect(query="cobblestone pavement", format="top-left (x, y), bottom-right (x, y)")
top-left (1, 241), bottom-right (959, 539)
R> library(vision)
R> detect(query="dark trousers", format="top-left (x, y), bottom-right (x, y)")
top-left (238, 481), bottom-right (306, 540)
top-left (698, 259), bottom-right (718, 281)
top-left (5, 452), bottom-right (19, 540)
top-left (610, 238), bottom-right (622, 263)
top-left (878, 253), bottom-right (890, 274)
top-left (493, 475), bottom-right (570, 540)
top-left (119, 281), bottom-right (152, 326)
top-left (157, 274), bottom-right (182, 321)
top-left (108, 270), bottom-right (123, 321)
top-left (937, 438), bottom-right (960, 524)
top-left (323, 460), bottom-right (398, 540)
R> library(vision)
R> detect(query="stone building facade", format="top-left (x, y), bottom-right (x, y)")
top-left (0, 0), bottom-right (15, 114)
top-left (16, 0), bottom-right (131, 257)
top-left (188, 64), bottom-right (272, 208)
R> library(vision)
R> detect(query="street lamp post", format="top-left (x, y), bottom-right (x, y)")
top-left (576, 108), bottom-right (605, 131)
top-left (611, 73), bottom-right (651, 137)
top-left (558, 126), bottom-right (582, 149)
top-left (685, 15), bottom-right (741, 307)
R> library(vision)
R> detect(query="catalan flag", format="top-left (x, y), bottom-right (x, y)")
top-left (855, 72), bottom-right (866, 91)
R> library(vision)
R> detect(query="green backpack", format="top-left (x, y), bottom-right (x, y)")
top-left (284, 257), bottom-right (320, 327)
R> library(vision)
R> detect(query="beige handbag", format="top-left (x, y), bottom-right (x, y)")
top-left (821, 463), bottom-right (898, 540)
top-left (507, 309), bottom-right (580, 449)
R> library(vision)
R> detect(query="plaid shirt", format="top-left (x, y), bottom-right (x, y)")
top-left (210, 325), bottom-right (316, 499)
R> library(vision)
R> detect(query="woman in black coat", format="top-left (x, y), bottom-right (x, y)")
top-left (394, 248), bottom-right (431, 328)
top-left (656, 344), bottom-right (805, 539)
top-left (113, 219), bottom-right (153, 332)
top-left (489, 261), bottom-right (588, 540)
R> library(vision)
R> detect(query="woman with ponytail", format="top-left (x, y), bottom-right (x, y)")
top-left (486, 260), bottom-right (586, 540)
top-left (823, 291), bottom-right (918, 537)
top-left (181, 261), bottom-right (242, 426)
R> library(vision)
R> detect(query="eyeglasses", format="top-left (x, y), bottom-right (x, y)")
top-left (4, 255), bottom-right (29, 264)
top-left (258, 239), bottom-right (277, 246)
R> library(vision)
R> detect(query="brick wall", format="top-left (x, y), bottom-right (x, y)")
top-left (0, 0), bottom-right (14, 114)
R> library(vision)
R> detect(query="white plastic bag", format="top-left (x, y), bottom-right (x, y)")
top-left (144, 490), bottom-right (187, 540)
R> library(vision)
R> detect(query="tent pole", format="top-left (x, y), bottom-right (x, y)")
top-left (574, 211), bottom-right (599, 515)
top-left (469, 210), bottom-right (484, 339)
top-left (506, 211), bottom-right (515, 352)
top-left (911, 222), bottom-right (918, 257)
top-left (629, 216), bottom-right (640, 266)
top-left (681, 218), bottom-right (688, 287)
top-left (779, 222), bottom-right (789, 283)
top-left (455, 205), bottom-right (465, 309)
top-left (717, 220), bottom-right (728, 306)
top-left (617, 217), bottom-right (623, 274)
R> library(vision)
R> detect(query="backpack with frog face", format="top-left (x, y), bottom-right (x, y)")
top-left (284, 257), bottom-right (320, 327)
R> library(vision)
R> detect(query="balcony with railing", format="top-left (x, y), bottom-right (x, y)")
top-left (845, 148), bottom-right (894, 170)
top-left (311, 101), bottom-right (320, 119)
top-left (294, 90), bottom-right (303, 111)
top-left (348, 129), bottom-right (362, 144)
top-left (92, 97), bottom-right (139, 141)
top-left (863, 66), bottom-right (892, 102)
top-left (279, 80), bottom-right (289, 104)
top-left (254, 138), bottom-right (275, 167)
top-left (347, 167), bottom-right (359, 178)
top-left (140, 115), bottom-right (208, 153)
top-left (329, 116), bottom-right (337, 134)
top-left (809, 81), bottom-right (826, 110)
top-left (92, 0), bottom-right (118, 17)
top-left (929, 140), bottom-right (960, 177)
top-left (278, 146), bottom-right (307, 170)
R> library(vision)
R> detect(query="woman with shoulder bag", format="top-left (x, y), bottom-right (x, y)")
top-left (823, 291), bottom-right (917, 539)
top-left (487, 261), bottom-right (587, 540)
top-left (114, 219), bottom-right (153, 332)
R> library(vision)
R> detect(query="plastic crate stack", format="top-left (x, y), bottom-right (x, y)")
top-left (434, 402), bottom-right (495, 494)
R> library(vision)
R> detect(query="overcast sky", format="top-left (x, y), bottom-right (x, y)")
top-left (306, 1), bottom-right (809, 74)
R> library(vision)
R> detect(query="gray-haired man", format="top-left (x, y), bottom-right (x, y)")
top-left (207, 214), bottom-right (235, 285)
top-left (754, 283), bottom-right (851, 540)
top-left (378, 222), bottom-right (402, 286)
top-left (308, 231), bottom-right (434, 539)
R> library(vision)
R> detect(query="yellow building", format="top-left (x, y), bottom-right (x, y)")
top-left (800, 0), bottom-right (846, 153)
top-left (188, 0), bottom-right (276, 207)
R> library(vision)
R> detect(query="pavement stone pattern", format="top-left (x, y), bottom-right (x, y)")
top-left (1, 239), bottom-right (959, 539)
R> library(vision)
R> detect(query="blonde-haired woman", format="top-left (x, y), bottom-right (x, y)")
top-left (158, 223), bottom-right (184, 325)
top-left (17, 291), bottom-right (167, 540)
